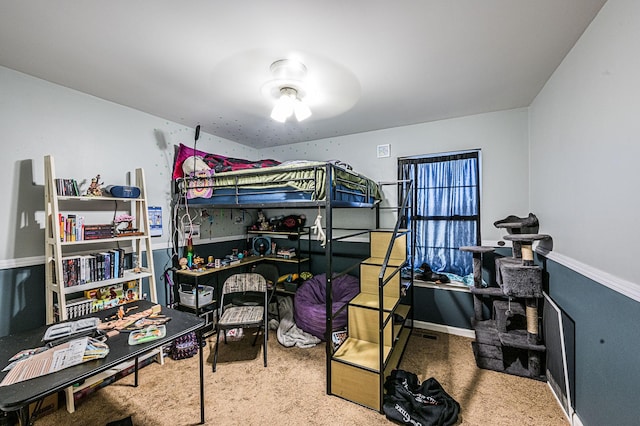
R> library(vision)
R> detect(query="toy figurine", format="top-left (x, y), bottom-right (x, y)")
top-left (257, 209), bottom-right (270, 231)
top-left (86, 174), bottom-right (103, 196)
top-left (193, 256), bottom-right (205, 269)
top-left (179, 257), bottom-right (188, 270)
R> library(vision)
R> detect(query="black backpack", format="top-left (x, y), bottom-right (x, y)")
top-left (383, 369), bottom-right (460, 426)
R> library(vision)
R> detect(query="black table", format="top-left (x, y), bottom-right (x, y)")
top-left (0, 300), bottom-right (205, 425)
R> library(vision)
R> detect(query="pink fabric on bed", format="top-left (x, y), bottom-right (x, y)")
top-left (173, 143), bottom-right (280, 179)
top-left (185, 169), bottom-right (214, 199)
top-left (172, 143), bottom-right (212, 179)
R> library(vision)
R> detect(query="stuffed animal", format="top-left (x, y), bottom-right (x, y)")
top-left (181, 155), bottom-right (211, 176)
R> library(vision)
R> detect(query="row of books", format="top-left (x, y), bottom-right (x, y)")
top-left (56, 281), bottom-right (139, 319)
top-left (58, 214), bottom-right (113, 242)
top-left (55, 178), bottom-right (80, 196)
top-left (60, 249), bottom-right (126, 287)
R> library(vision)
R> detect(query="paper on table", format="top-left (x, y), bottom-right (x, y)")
top-left (0, 336), bottom-right (105, 386)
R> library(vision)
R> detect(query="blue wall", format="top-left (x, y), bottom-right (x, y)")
top-left (413, 286), bottom-right (474, 329)
top-left (0, 251), bottom-right (167, 337)
top-left (0, 266), bottom-right (46, 336)
top-left (410, 246), bottom-right (640, 426)
top-left (544, 258), bottom-right (640, 426)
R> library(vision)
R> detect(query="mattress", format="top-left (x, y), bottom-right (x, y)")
top-left (177, 161), bottom-right (381, 205)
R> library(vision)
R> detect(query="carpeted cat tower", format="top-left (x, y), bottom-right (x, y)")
top-left (461, 213), bottom-right (553, 380)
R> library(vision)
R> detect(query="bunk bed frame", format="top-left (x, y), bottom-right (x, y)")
top-left (171, 158), bottom-right (414, 411)
top-left (171, 159), bottom-right (384, 310)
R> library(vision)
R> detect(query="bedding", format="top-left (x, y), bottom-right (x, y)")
top-left (174, 144), bottom-right (382, 205)
top-left (172, 143), bottom-right (279, 179)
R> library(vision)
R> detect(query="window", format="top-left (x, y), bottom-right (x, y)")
top-left (399, 150), bottom-right (481, 277)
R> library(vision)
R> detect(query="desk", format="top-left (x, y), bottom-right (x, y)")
top-left (177, 255), bottom-right (265, 279)
top-left (0, 301), bottom-right (205, 425)
top-left (175, 256), bottom-right (268, 320)
top-left (176, 256), bottom-right (267, 294)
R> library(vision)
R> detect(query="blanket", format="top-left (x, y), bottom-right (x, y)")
top-left (173, 143), bottom-right (279, 179)
top-left (275, 296), bottom-right (320, 349)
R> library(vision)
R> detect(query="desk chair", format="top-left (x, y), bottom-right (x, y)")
top-left (231, 263), bottom-right (280, 320)
top-left (213, 273), bottom-right (267, 372)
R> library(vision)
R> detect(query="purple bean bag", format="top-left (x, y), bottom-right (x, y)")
top-left (294, 273), bottom-right (360, 340)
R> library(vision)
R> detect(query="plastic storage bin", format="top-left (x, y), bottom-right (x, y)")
top-left (178, 284), bottom-right (214, 307)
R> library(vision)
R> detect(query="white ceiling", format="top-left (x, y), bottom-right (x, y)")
top-left (0, 1), bottom-right (607, 148)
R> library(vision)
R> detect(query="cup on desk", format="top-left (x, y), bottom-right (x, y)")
top-left (214, 258), bottom-right (221, 268)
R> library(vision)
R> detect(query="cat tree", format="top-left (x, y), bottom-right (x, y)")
top-left (461, 213), bottom-right (552, 379)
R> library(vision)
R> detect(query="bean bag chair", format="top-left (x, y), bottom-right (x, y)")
top-left (294, 273), bottom-right (360, 340)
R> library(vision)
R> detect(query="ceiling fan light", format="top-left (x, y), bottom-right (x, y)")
top-left (294, 99), bottom-right (312, 121)
top-left (271, 92), bottom-right (295, 122)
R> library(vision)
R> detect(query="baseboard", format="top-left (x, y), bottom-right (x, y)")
top-left (411, 319), bottom-right (476, 339)
top-left (572, 411), bottom-right (584, 426)
top-left (0, 255), bottom-right (44, 270)
top-left (546, 380), bottom-right (573, 425)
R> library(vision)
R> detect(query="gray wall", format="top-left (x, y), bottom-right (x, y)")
top-left (0, 65), bottom-right (256, 265)
top-left (259, 108), bottom-right (530, 240)
top-left (528, 1), bottom-right (640, 424)
top-left (529, 0), bottom-right (639, 286)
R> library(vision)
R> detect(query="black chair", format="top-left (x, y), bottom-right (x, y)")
top-left (253, 263), bottom-right (280, 319)
top-left (213, 273), bottom-right (268, 372)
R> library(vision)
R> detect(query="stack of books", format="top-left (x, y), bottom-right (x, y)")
top-left (276, 247), bottom-right (296, 259)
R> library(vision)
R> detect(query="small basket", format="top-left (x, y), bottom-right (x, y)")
top-left (178, 284), bottom-right (214, 307)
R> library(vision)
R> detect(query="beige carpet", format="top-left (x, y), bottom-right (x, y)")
top-left (31, 329), bottom-right (569, 426)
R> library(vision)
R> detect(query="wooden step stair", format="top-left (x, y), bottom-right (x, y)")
top-left (329, 229), bottom-right (412, 411)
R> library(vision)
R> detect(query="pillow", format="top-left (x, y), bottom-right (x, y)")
top-left (181, 155), bottom-right (211, 176)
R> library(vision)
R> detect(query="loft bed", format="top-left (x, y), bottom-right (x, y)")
top-left (170, 142), bottom-right (382, 257)
top-left (170, 144), bottom-right (413, 409)
top-left (170, 143), bottom-right (383, 337)
top-left (170, 141), bottom-right (383, 259)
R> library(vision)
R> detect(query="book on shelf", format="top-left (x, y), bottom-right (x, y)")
top-left (276, 247), bottom-right (297, 259)
top-left (61, 256), bottom-right (80, 287)
top-left (56, 215), bottom-right (115, 242)
top-left (83, 224), bottom-right (114, 240)
top-left (54, 178), bottom-right (80, 196)
top-left (59, 249), bottom-right (126, 287)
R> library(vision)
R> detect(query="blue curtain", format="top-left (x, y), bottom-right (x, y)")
top-left (402, 155), bottom-right (479, 276)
